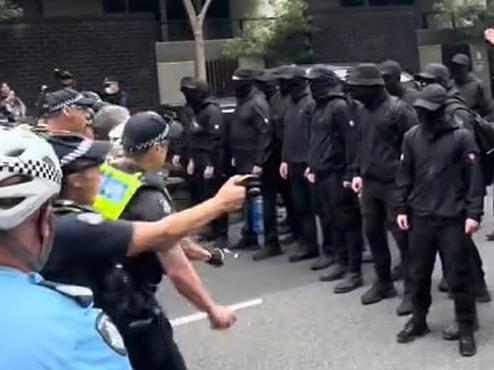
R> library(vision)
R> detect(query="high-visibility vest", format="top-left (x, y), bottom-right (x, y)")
top-left (93, 163), bottom-right (144, 220)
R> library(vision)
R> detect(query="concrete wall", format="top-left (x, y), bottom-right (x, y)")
top-left (155, 39), bottom-right (230, 63)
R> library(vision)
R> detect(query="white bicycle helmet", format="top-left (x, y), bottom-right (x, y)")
top-left (0, 126), bottom-right (62, 230)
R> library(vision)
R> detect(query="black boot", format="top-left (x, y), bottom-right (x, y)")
top-left (475, 281), bottom-right (492, 303)
top-left (438, 277), bottom-right (449, 293)
top-left (288, 245), bottom-right (318, 263)
top-left (334, 273), bottom-right (362, 294)
top-left (311, 256), bottom-right (334, 271)
top-left (361, 281), bottom-right (397, 305)
top-left (397, 317), bottom-right (430, 344)
top-left (396, 294), bottom-right (413, 316)
top-left (252, 244), bottom-right (283, 261)
top-left (459, 331), bottom-right (477, 357)
top-left (442, 320), bottom-right (479, 341)
top-left (279, 233), bottom-right (297, 245)
top-left (392, 263), bottom-right (403, 281)
top-left (214, 236), bottom-right (229, 250)
top-left (233, 236), bottom-right (259, 251)
top-left (319, 263), bottom-right (346, 282)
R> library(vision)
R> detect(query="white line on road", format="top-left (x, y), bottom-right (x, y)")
top-left (170, 298), bottom-right (264, 327)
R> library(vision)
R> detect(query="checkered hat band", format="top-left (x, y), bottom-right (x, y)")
top-left (49, 94), bottom-right (83, 113)
top-left (127, 126), bottom-right (169, 153)
top-left (0, 158), bottom-right (62, 185)
top-left (59, 139), bottom-right (92, 167)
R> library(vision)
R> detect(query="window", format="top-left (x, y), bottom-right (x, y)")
top-left (341, 0), bottom-right (414, 6)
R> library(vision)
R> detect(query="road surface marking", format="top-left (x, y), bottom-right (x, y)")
top-left (170, 298), bottom-right (263, 327)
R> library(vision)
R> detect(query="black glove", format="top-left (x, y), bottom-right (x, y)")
top-left (207, 247), bottom-right (225, 267)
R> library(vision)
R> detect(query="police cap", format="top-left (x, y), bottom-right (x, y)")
top-left (42, 89), bottom-right (98, 115)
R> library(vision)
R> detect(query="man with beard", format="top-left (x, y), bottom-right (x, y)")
top-left (306, 66), bottom-right (363, 292)
top-left (450, 54), bottom-right (491, 116)
top-left (395, 84), bottom-right (481, 357)
top-left (229, 68), bottom-right (281, 260)
top-left (278, 66), bottom-right (318, 263)
top-left (379, 60), bottom-right (418, 106)
top-left (348, 64), bottom-right (417, 315)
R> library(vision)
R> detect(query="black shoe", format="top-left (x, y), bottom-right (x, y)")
top-left (438, 277), bottom-right (449, 293)
top-left (361, 281), bottom-right (397, 305)
top-left (279, 234), bottom-right (296, 245)
top-left (459, 332), bottom-right (477, 357)
top-left (397, 318), bottom-right (430, 344)
top-left (475, 285), bottom-right (492, 303)
top-left (233, 237), bottom-right (259, 251)
top-left (252, 245), bottom-right (283, 261)
top-left (362, 249), bottom-right (373, 263)
top-left (396, 295), bottom-right (413, 316)
top-left (288, 248), bottom-right (318, 263)
top-left (392, 264), bottom-right (403, 282)
top-left (334, 273), bottom-right (363, 294)
top-left (442, 320), bottom-right (480, 341)
top-left (486, 230), bottom-right (494, 241)
top-left (319, 263), bottom-right (346, 282)
top-left (213, 237), bottom-right (229, 250)
top-left (311, 256), bottom-right (334, 271)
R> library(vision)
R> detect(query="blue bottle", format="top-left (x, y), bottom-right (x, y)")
top-left (251, 195), bottom-right (264, 234)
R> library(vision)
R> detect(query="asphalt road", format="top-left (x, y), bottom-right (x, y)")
top-left (156, 198), bottom-right (494, 370)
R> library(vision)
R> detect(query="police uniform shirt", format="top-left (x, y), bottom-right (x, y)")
top-left (43, 209), bottom-right (133, 288)
top-left (0, 267), bottom-right (132, 370)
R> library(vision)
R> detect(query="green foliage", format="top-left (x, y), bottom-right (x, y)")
top-left (433, 0), bottom-right (490, 37)
top-left (0, 0), bottom-right (23, 20)
top-left (222, 0), bottom-right (313, 64)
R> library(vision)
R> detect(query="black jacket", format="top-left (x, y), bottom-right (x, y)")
top-left (186, 99), bottom-right (224, 169)
top-left (351, 95), bottom-right (418, 183)
top-left (229, 91), bottom-right (273, 173)
top-left (396, 120), bottom-right (484, 221)
top-left (282, 92), bottom-right (314, 164)
top-left (270, 92), bottom-right (290, 146)
top-left (308, 93), bottom-right (357, 177)
top-left (453, 74), bottom-right (490, 116)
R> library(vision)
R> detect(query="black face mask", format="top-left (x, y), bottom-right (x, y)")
top-left (349, 86), bottom-right (383, 108)
top-left (289, 78), bottom-right (307, 102)
top-left (257, 81), bottom-right (278, 100)
top-left (278, 80), bottom-right (291, 96)
top-left (232, 80), bottom-right (253, 99)
top-left (310, 79), bottom-right (332, 102)
top-left (417, 107), bottom-right (445, 132)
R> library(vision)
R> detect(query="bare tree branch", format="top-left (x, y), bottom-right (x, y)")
top-left (182, 0), bottom-right (199, 32)
top-left (198, 0), bottom-right (215, 21)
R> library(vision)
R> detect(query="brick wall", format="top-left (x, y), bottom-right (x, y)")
top-left (0, 15), bottom-right (160, 113)
top-left (308, 6), bottom-right (420, 72)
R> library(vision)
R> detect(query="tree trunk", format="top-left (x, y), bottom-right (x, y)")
top-left (194, 27), bottom-right (207, 80)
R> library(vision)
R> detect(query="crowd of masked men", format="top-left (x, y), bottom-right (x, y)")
top-left (173, 53), bottom-right (494, 358)
top-left (1, 51), bottom-right (494, 367)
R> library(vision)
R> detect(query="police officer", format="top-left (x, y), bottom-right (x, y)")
top-left (229, 68), bottom-right (281, 260)
top-left (278, 66), bottom-right (318, 263)
top-left (304, 66), bottom-right (363, 292)
top-left (450, 53), bottom-right (491, 116)
top-left (177, 79), bottom-right (229, 248)
top-left (348, 63), bottom-right (418, 314)
top-left (395, 84), bottom-right (481, 357)
top-left (379, 60), bottom-right (418, 106)
top-left (92, 111), bottom-right (234, 369)
top-left (0, 126), bottom-right (132, 369)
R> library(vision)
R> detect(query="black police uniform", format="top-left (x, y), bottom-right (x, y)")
top-left (396, 111), bottom-right (482, 335)
top-left (186, 97), bottom-right (228, 243)
top-left (282, 89), bottom-right (318, 255)
top-left (308, 92), bottom-right (363, 281)
top-left (351, 94), bottom-right (418, 294)
top-left (230, 85), bottom-right (279, 249)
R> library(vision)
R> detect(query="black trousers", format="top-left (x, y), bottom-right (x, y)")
top-left (313, 173), bottom-right (363, 273)
top-left (118, 308), bottom-right (187, 370)
top-left (409, 216), bottom-right (476, 328)
top-left (361, 180), bottom-right (410, 291)
top-left (287, 163), bottom-right (317, 251)
top-left (190, 168), bottom-right (228, 240)
top-left (242, 165), bottom-right (279, 246)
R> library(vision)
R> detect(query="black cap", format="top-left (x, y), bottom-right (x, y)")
top-left (122, 111), bottom-right (183, 154)
top-left (415, 63), bottom-right (450, 84)
top-left (80, 91), bottom-right (109, 113)
top-left (379, 60), bottom-right (402, 78)
top-left (273, 65), bottom-right (306, 80)
top-left (103, 76), bottom-right (119, 86)
top-left (48, 134), bottom-right (110, 175)
top-left (255, 69), bottom-right (277, 82)
top-left (451, 53), bottom-right (470, 66)
top-left (347, 63), bottom-right (385, 86)
top-left (54, 69), bottom-right (73, 80)
top-left (232, 68), bottom-right (259, 82)
top-left (42, 88), bottom-right (98, 115)
top-left (413, 83), bottom-right (448, 111)
top-left (180, 78), bottom-right (209, 93)
top-left (306, 65), bottom-right (340, 85)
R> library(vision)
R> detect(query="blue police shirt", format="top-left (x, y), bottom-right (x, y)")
top-left (0, 267), bottom-right (133, 370)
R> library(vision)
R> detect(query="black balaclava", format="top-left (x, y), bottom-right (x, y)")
top-left (289, 77), bottom-right (307, 102)
top-left (278, 79), bottom-right (292, 96)
top-left (451, 64), bottom-right (470, 85)
top-left (256, 80), bottom-right (278, 100)
top-left (310, 79), bottom-right (332, 102)
top-left (349, 85), bottom-right (386, 109)
top-left (232, 80), bottom-right (254, 100)
top-left (416, 106), bottom-right (447, 136)
top-left (383, 74), bottom-right (402, 98)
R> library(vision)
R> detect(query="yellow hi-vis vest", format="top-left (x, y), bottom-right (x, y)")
top-left (93, 163), bottom-right (144, 220)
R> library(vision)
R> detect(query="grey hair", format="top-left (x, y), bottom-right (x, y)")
top-left (92, 105), bottom-right (130, 140)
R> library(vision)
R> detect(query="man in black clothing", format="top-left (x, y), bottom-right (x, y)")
top-left (306, 66), bottom-right (363, 292)
top-left (278, 66), bottom-right (318, 263)
top-left (395, 84), bottom-right (482, 357)
top-left (178, 78), bottom-right (228, 248)
top-left (230, 68), bottom-right (281, 261)
top-left (450, 54), bottom-right (491, 116)
top-left (101, 77), bottom-right (129, 107)
top-left (348, 64), bottom-right (418, 315)
top-left (379, 60), bottom-right (418, 106)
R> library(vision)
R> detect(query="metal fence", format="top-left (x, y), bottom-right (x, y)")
top-left (206, 58), bottom-right (238, 98)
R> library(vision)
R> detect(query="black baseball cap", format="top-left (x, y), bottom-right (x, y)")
top-left (379, 60), bottom-right (402, 78)
top-left (306, 65), bottom-right (341, 85)
top-left (232, 68), bottom-right (259, 82)
top-left (415, 63), bottom-right (450, 84)
top-left (347, 63), bottom-right (385, 86)
top-left (255, 69), bottom-right (277, 82)
top-left (103, 76), bottom-right (119, 86)
top-left (48, 134), bottom-right (110, 175)
top-left (451, 53), bottom-right (470, 66)
top-left (273, 65), bottom-right (306, 80)
top-left (42, 89), bottom-right (98, 115)
top-left (122, 111), bottom-right (183, 154)
top-left (180, 78), bottom-right (209, 93)
top-left (413, 83), bottom-right (448, 111)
